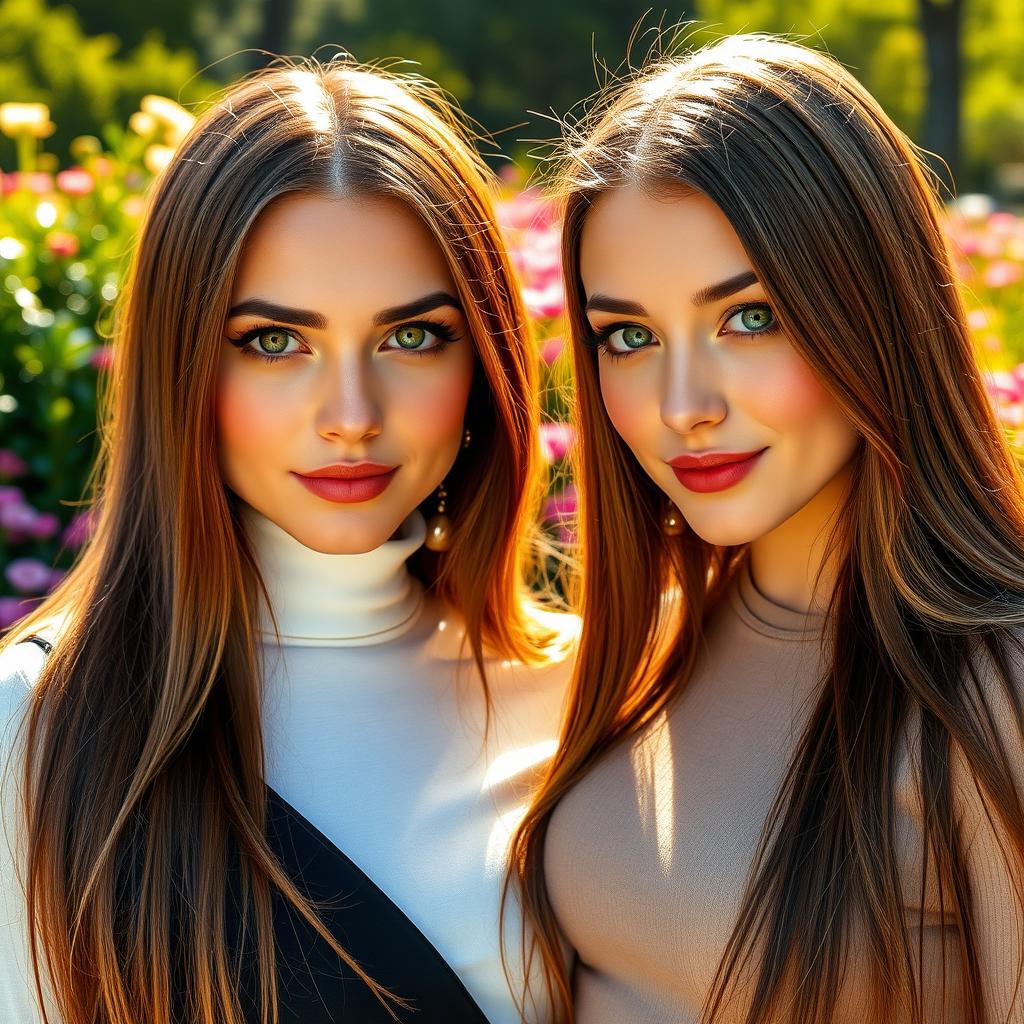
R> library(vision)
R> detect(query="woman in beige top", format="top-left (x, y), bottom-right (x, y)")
top-left (505, 33), bottom-right (1024, 1024)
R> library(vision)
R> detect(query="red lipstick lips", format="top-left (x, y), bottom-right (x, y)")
top-left (292, 462), bottom-right (397, 503)
top-left (667, 449), bottom-right (767, 494)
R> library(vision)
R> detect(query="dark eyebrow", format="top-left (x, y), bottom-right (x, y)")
top-left (226, 291), bottom-right (463, 331)
top-left (372, 291), bottom-right (463, 327)
top-left (227, 299), bottom-right (328, 329)
top-left (585, 294), bottom-right (650, 317)
top-left (692, 269), bottom-right (759, 306)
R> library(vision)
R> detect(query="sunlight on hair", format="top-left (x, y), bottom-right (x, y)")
top-left (284, 69), bottom-right (334, 134)
top-left (487, 805), bottom-right (534, 874)
top-left (630, 713), bottom-right (675, 877)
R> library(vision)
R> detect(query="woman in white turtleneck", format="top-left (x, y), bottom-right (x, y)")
top-left (243, 504), bottom-right (570, 1022)
top-left (0, 60), bottom-right (573, 1024)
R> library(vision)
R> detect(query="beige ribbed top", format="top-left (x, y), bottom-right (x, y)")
top-left (545, 559), bottom-right (1024, 1023)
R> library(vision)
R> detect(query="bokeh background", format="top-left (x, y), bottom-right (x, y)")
top-left (2, 0), bottom-right (1024, 626)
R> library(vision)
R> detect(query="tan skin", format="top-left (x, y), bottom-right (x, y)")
top-left (217, 193), bottom-right (475, 555)
top-left (580, 184), bottom-right (861, 613)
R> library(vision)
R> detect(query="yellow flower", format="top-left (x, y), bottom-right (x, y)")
top-left (140, 95), bottom-right (195, 147)
top-left (144, 144), bottom-right (175, 176)
top-left (128, 111), bottom-right (158, 138)
top-left (0, 102), bottom-right (56, 139)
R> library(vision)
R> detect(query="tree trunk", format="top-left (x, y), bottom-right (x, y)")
top-left (918, 0), bottom-right (963, 195)
top-left (255, 0), bottom-right (294, 67)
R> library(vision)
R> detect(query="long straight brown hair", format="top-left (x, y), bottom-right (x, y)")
top-left (508, 33), bottom-right (1024, 1024)
top-left (1, 56), bottom-right (552, 1024)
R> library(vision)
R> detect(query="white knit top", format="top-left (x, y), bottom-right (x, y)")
top-left (1, 506), bottom-right (573, 1023)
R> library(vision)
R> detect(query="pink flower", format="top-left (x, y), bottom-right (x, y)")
top-left (0, 485), bottom-right (25, 506)
top-left (987, 211), bottom-right (1018, 236)
top-left (998, 403), bottom-right (1024, 428)
top-left (90, 345), bottom-right (114, 371)
top-left (543, 485), bottom-right (579, 545)
top-left (985, 370), bottom-right (1021, 403)
top-left (498, 164), bottom-right (525, 187)
top-left (48, 567), bottom-right (68, 588)
top-left (983, 261), bottom-right (1022, 289)
top-left (5, 557), bottom-right (53, 594)
top-left (543, 484), bottom-right (578, 523)
top-left (61, 509), bottom-right (95, 549)
top-left (4, 171), bottom-right (54, 195)
top-left (0, 596), bottom-right (42, 630)
top-left (0, 449), bottom-right (27, 478)
top-left (540, 335), bottom-right (565, 366)
top-left (540, 422), bottom-right (576, 463)
top-left (966, 308), bottom-right (990, 331)
top-left (498, 188), bottom-right (559, 231)
top-left (28, 511), bottom-right (60, 539)
top-left (45, 231), bottom-right (79, 259)
top-left (56, 167), bottom-right (94, 196)
top-left (522, 281), bottom-right (565, 320)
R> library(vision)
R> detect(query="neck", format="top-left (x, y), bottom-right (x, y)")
top-left (748, 461), bottom-right (853, 616)
top-left (240, 504), bottom-right (427, 647)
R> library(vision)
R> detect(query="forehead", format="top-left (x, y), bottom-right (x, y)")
top-left (230, 192), bottom-right (457, 316)
top-left (578, 184), bottom-right (752, 300)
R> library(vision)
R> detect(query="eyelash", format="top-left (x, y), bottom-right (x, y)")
top-left (583, 301), bottom-right (780, 360)
top-left (227, 319), bottom-right (462, 364)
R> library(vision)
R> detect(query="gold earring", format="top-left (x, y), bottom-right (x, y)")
top-left (662, 501), bottom-right (684, 536)
top-left (425, 481), bottom-right (451, 551)
top-left (462, 427), bottom-right (471, 449)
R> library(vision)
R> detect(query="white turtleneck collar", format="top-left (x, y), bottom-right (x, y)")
top-left (240, 504), bottom-right (427, 647)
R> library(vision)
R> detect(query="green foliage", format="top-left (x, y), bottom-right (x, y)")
top-left (0, 131), bottom-right (153, 601)
top-left (0, 0), bottom-right (218, 166)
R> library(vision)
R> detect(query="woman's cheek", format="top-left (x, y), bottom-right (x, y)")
top-left (215, 368), bottom-right (295, 476)
top-left (737, 348), bottom-right (837, 431)
top-left (599, 361), bottom-right (655, 449)
top-left (386, 358), bottom-right (474, 448)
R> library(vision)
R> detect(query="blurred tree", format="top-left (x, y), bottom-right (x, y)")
top-left (918, 0), bottom-right (962, 189)
top-left (58, 0), bottom-right (202, 50)
top-left (0, 0), bottom-right (218, 165)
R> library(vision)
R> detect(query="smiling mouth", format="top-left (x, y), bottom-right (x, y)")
top-left (667, 449), bottom-right (767, 493)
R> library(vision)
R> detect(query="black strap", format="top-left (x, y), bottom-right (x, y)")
top-left (16, 634), bottom-right (53, 655)
top-left (14, 632), bottom-right (489, 1022)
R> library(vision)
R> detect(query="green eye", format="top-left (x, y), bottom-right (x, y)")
top-left (621, 325), bottom-right (653, 349)
top-left (257, 329), bottom-right (292, 353)
top-left (394, 325), bottom-right (427, 349)
top-left (726, 304), bottom-right (775, 334)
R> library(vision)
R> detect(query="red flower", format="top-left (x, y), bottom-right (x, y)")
top-left (45, 231), bottom-right (79, 258)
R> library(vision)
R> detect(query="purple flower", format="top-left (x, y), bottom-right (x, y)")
top-left (0, 485), bottom-right (25, 507)
top-left (0, 450), bottom-right (28, 478)
top-left (28, 511), bottom-right (61, 539)
top-left (0, 595), bottom-right (41, 630)
top-left (540, 422), bottom-right (576, 463)
top-left (0, 500), bottom-right (38, 534)
top-left (5, 557), bottom-right (54, 594)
